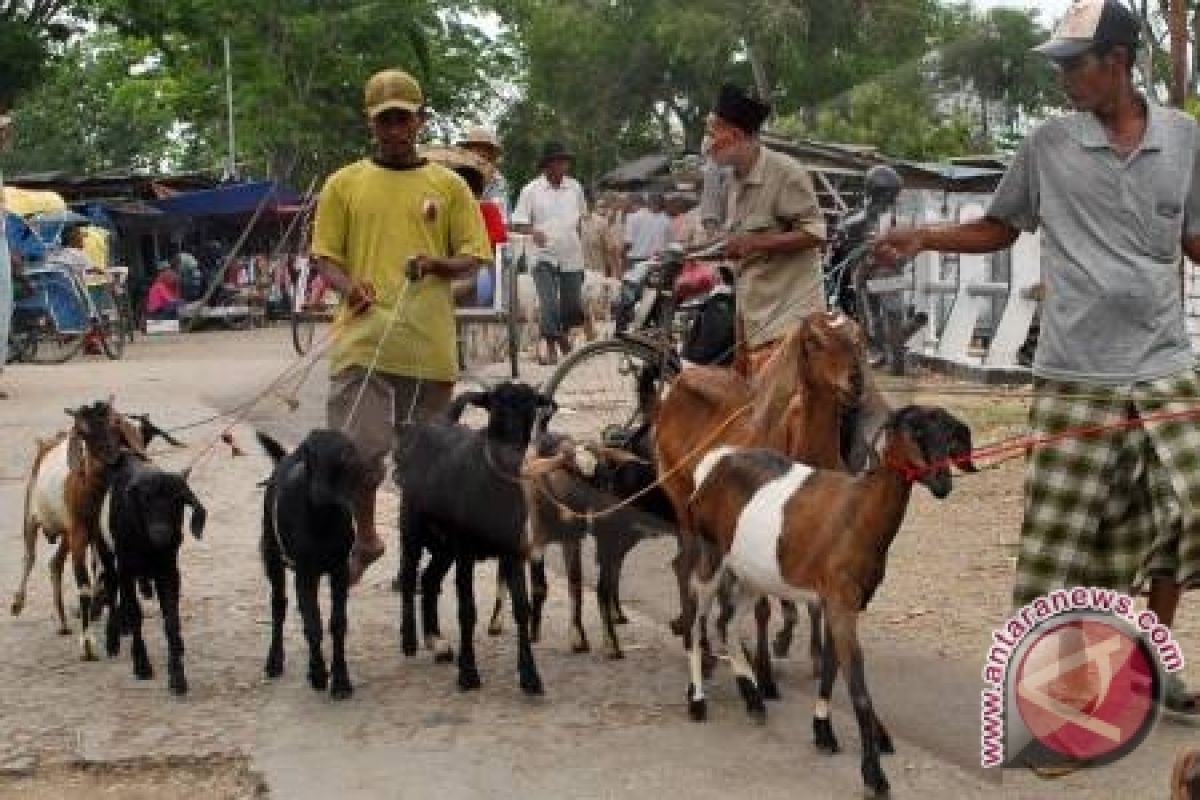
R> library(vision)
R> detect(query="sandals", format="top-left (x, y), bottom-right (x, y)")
top-left (1165, 674), bottom-right (1200, 716)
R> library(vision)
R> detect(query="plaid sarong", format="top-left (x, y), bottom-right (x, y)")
top-left (1013, 370), bottom-right (1200, 608)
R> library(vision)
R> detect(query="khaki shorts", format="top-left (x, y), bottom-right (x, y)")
top-left (327, 367), bottom-right (453, 487)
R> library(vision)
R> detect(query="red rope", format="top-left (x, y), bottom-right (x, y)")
top-left (896, 402), bottom-right (1200, 483)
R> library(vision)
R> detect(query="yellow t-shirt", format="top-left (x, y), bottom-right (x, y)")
top-left (312, 158), bottom-right (491, 381)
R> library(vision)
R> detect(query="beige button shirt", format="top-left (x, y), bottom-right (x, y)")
top-left (726, 145), bottom-right (826, 347)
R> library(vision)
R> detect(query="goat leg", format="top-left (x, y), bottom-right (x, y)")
top-left (684, 559), bottom-right (721, 722)
top-left (832, 610), bottom-right (889, 799)
top-left (158, 568), bottom-right (188, 695)
top-left (813, 618), bottom-right (840, 754)
top-left (611, 557), bottom-right (629, 625)
top-left (398, 520), bottom-right (421, 658)
top-left (49, 539), bottom-right (69, 635)
top-left (486, 567), bottom-right (505, 636)
top-left (420, 550), bottom-right (455, 663)
top-left (502, 555), bottom-right (543, 695)
top-left (753, 597), bottom-right (781, 700)
top-left (263, 547), bottom-right (287, 679)
top-left (772, 598), bottom-right (801, 660)
top-left (454, 553), bottom-right (481, 691)
top-left (295, 571), bottom-right (327, 692)
top-left (561, 540), bottom-right (587, 653)
top-left (726, 581), bottom-right (766, 723)
top-left (328, 564), bottom-right (353, 700)
top-left (70, 532), bottom-right (98, 661)
top-left (11, 515), bottom-right (38, 617)
top-left (122, 576), bottom-right (152, 680)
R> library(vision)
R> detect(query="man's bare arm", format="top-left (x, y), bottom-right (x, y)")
top-left (873, 218), bottom-right (1020, 265)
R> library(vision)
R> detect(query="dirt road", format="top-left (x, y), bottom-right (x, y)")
top-left (0, 327), bottom-right (1195, 798)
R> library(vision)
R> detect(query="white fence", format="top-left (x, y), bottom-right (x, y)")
top-left (871, 197), bottom-right (1200, 380)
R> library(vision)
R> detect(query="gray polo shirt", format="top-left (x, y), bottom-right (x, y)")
top-left (987, 102), bottom-right (1200, 385)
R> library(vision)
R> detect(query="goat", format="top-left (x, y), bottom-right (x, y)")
top-left (684, 405), bottom-right (976, 798)
top-left (258, 429), bottom-right (366, 700)
top-left (12, 407), bottom-right (181, 637)
top-left (652, 311), bottom-right (865, 695)
top-left (12, 401), bottom-right (126, 658)
top-left (397, 382), bottom-right (557, 694)
top-left (100, 455), bottom-right (205, 694)
top-left (486, 426), bottom-right (676, 659)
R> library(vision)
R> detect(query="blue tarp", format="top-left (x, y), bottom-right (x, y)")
top-left (5, 211), bottom-right (45, 264)
top-left (152, 180), bottom-right (302, 217)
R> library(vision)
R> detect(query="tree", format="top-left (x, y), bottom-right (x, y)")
top-left (0, 1), bottom-right (87, 110)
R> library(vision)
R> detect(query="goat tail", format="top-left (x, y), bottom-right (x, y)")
top-left (255, 431), bottom-right (289, 464)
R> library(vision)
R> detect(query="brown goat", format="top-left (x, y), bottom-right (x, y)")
top-left (12, 401), bottom-right (152, 656)
top-left (684, 405), bottom-right (976, 798)
top-left (652, 310), bottom-right (865, 693)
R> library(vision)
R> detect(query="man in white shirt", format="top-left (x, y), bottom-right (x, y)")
top-left (512, 141), bottom-right (588, 364)
top-left (615, 192), bottom-right (672, 331)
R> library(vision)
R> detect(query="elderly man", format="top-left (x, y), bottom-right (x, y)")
top-left (456, 126), bottom-right (510, 222)
top-left (511, 140), bottom-right (589, 364)
top-left (876, 0), bottom-right (1200, 724)
top-left (311, 68), bottom-right (491, 584)
top-left (705, 84), bottom-right (828, 373)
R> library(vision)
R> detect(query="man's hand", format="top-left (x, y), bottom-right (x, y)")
top-left (346, 280), bottom-right (376, 315)
top-left (724, 233), bottom-right (766, 259)
top-left (872, 228), bottom-right (925, 267)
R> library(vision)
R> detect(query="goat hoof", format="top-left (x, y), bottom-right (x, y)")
top-left (605, 646), bottom-right (624, 661)
top-left (457, 669), bottom-right (482, 691)
top-left (813, 718), bottom-right (840, 754)
top-left (771, 635), bottom-right (793, 659)
top-left (520, 675), bottom-right (544, 696)
top-left (169, 674), bottom-right (188, 696)
top-left (668, 616), bottom-right (686, 636)
top-left (737, 677), bottom-right (767, 721)
top-left (570, 635), bottom-right (590, 654)
top-left (10, 596), bottom-right (24, 616)
top-left (433, 648), bottom-right (455, 664)
top-left (613, 613), bottom-right (629, 625)
top-left (401, 630), bottom-right (418, 658)
top-left (688, 698), bottom-right (707, 722)
top-left (862, 768), bottom-right (890, 798)
top-left (876, 724), bottom-right (895, 756)
top-left (57, 625), bottom-right (71, 636)
top-left (264, 657), bottom-right (284, 679)
top-left (81, 638), bottom-right (99, 662)
top-left (759, 680), bottom-right (781, 701)
top-left (308, 667), bottom-right (329, 692)
top-left (105, 637), bottom-right (120, 659)
top-left (486, 622), bottom-right (503, 637)
top-left (330, 679), bottom-right (354, 701)
top-left (134, 663), bottom-right (154, 681)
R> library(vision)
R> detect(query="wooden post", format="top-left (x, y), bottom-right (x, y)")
top-left (1168, 0), bottom-right (1188, 108)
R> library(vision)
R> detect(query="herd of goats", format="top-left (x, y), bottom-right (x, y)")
top-left (13, 310), bottom-right (978, 798)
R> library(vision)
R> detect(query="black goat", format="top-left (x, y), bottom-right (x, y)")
top-left (398, 382), bottom-right (554, 694)
top-left (258, 429), bottom-right (365, 700)
top-left (100, 455), bottom-right (206, 694)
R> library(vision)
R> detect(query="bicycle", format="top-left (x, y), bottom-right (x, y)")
top-left (540, 241), bottom-right (728, 444)
top-left (288, 254), bottom-right (332, 356)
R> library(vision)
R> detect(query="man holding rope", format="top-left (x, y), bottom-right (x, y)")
top-left (875, 0), bottom-right (1200, 721)
top-left (311, 68), bottom-right (491, 585)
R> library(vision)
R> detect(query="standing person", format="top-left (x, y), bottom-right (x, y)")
top-left (704, 83), bottom-right (828, 374)
top-left (875, 0), bottom-right (1200, 720)
top-left (511, 140), bottom-right (588, 366)
top-left (581, 194), bottom-right (617, 278)
top-left (456, 126), bottom-right (511, 222)
top-left (145, 265), bottom-right (185, 320)
top-left (311, 68), bottom-right (491, 585)
top-left (0, 113), bottom-right (12, 398)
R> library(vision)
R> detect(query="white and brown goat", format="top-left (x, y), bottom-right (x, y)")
top-left (684, 405), bottom-right (975, 799)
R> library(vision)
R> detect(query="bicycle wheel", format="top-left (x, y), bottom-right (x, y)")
top-left (291, 305), bottom-right (316, 355)
top-left (540, 338), bottom-right (679, 443)
top-left (92, 285), bottom-right (128, 360)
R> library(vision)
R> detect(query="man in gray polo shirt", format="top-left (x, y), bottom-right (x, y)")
top-left (877, 0), bottom-right (1200, 720)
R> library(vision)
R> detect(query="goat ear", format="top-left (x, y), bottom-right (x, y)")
top-left (177, 477), bottom-right (206, 540)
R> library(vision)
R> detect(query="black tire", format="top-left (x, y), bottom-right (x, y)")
top-left (540, 338), bottom-right (679, 443)
top-left (28, 318), bottom-right (85, 364)
top-left (7, 328), bottom-right (38, 363)
top-left (291, 306), bottom-right (316, 356)
top-left (92, 285), bottom-right (128, 360)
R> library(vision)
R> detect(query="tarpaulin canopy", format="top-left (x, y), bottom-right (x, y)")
top-left (152, 180), bottom-right (302, 217)
top-left (4, 186), bottom-right (68, 216)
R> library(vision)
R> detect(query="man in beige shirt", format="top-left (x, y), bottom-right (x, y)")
top-left (706, 84), bottom-right (827, 373)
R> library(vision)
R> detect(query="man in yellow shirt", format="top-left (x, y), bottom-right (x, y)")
top-left (311, 69), bottom-right (491, 585)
